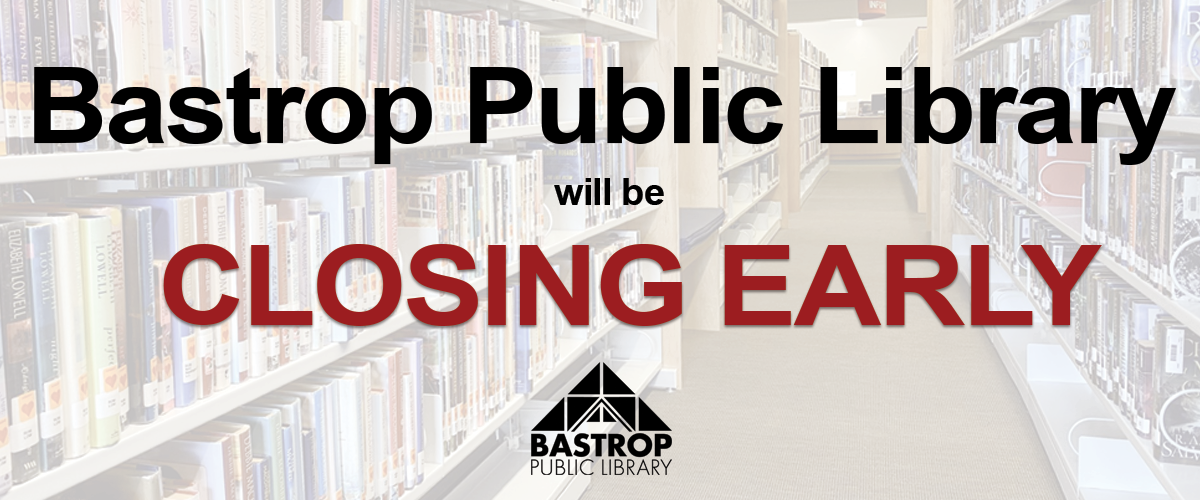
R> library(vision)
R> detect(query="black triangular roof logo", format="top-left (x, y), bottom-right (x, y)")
top-left (532, 363), bottom-right (670, 432)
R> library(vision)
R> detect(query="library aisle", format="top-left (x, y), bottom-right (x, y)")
top-left (589, 161), bottom-right (1062, 499)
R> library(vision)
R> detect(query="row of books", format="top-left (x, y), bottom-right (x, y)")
top-left (0, 162), bottom-right (406, 488)
top-left (719, 67), bottom-right (777, 116)
top-left (539, 34), bottom-right (621, 125)
top-left (413, 9), bottom-right (542, 133)
top-left (952, 119), bottom-right (1200, 303)
top-left (952, 0), bottom-right (1060, 52)
top-left (954, 1), bottom-right (1200, 116)
top-left (952, 166), bottom-right (1200, 467)
top-left (0, 0), bottom-right (649, 156)
top-left (391, 151), bottom-right (546, 281)
top-left (534, 139), bottom-right (640, 232)
top-left (719, 115), bottom-right (779, 169)
top-left (719, 153), bottom-right (777, 214)
top-left (0, 133), bottom-right (662, 488)
top-left (52, 231), bottom-right (648, 500)
top-left (718, 11), bottom-right (778, 71)
top-left (720, 0), bottom-right (777, 33)
top-left (797, 129), bottom-right (827, 174)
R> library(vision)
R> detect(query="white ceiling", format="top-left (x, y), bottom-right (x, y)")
top-left (788, 0), bottom-right (927, 23)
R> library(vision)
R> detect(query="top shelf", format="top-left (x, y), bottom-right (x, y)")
top-left (716, 0), bottom-right (777, 37)
top-left (953, 0), bottom-right (1095, 60)
top-left (717, 54), bottom-right (779, 75)
top-left (0, 117), bottom-right (650, 184)
top-left (420, 0), bottom-right (657, 41)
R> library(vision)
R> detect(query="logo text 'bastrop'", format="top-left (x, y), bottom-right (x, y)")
top-left (530, 363), bottom-right (673, 476)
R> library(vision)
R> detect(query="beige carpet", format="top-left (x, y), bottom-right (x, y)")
top-left (585, 162), bottom-right (1064, 499)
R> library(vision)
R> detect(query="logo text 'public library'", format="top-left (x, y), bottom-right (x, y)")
top-left (530, 363), bottom-right (673, 476)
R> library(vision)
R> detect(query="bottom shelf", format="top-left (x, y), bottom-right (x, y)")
top-left (952, 217), bottom-right (1200, 500)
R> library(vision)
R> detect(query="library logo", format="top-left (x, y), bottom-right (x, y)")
top-left (530, 363), bottom-right (673, 477)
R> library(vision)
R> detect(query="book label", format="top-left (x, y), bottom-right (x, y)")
top-left (160, 367), bottom-right (175, 407)
top-left (118, 365), bottom-right (130, 415)
top-left (96, 365), bottom-right (122, 419)
top-left (10, 391), bottom-right (39, 452)
top-left (183, 335), bottom-right (199, 383)
top-left (0, 417), bottom-right (10, 479)
top-left (73, 375), bottom-right (88, 428)
top-left (239, 340), bottom-right (250, 374)
top-left (40, 378), bottom-right (64, 439)
top-left (1166, 328), bottom-right (1185, 374)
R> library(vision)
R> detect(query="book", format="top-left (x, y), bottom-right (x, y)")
top-left (144, 432), bottom-right (236, 500)
top-left (78, 215), bottom-right (120, 449)
top-left (221, 407), bottom-right (285, 500)
top-left (23, 222), bottom-right (65, 471)
top-left (196, 421), bottom-right (255, 500)
top-left (0, 301), bottom-right (12, 496)
top-left (0, 219), bottom-right (40, 481)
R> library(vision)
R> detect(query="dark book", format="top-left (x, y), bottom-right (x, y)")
top-left (123, 206), bottom-right (159, 424)
top-left (24, 222), bottom-right (64, 471)
top-left (0, 220), bottom-right (38, 482)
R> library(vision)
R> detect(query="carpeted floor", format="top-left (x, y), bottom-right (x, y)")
top-left (585, 162), bottom-right (1064, 499)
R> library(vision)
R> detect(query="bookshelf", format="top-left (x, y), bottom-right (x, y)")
top-left (675, 0), bottom-right (822, 331)
top-left (0, 0), bottom-right (688, 498)
top-left (931, 0), bottom-right (1200, 497)
top-left (952, 212), bottom-right (1200, 500)
top-left (785, 30), bottom-right (830, 212)
top-left (900, 27), bottom-right (931, 214)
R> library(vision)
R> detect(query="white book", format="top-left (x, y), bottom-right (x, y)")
top-left (78, 216), bottom-right (120, 448)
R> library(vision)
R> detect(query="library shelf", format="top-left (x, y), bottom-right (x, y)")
top-left (954, 212), bottom-right (1200, 500)
top-left (952, 0), bottom-right (1094, 60)
top-left (401, 301), bottom-right (650, 500)
top-left (720, 143), bottom-right (780, 174)
top-left (7, 205), bottom-right (659, 500)
top-left (441, 358), bottom-right (663, 500)
top-left (720, 107), bottom-right (782, 121)
top-left (976, 105), bottom-right (1200, 137)
top-left (419, 0), bottom-right (656, 41)
top-left (798, 83), bottom-right (820, 92)
top-left (952, 158), bottom-right (1200, 334)
top-left (797, 156), bottom-right (830, 209)
top-left (798, 109), bottom-right (820, 117)
top-left (0, 117), bottom-right (652, 185)
top-left (716, 54), bottom-right (779, 76)
top-left (716, 0), bottom-right (777, 37)
top-left (720, 181), bottom-right (779, 232)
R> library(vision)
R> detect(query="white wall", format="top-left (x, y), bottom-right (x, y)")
top-left (788, 17), bottom-right (928, 109)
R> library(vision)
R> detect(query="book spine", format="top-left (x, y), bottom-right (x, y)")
top-left (0, 0), bottom-right (19, 155)
top-left (79, 216), bottom-right (120, 448)
top-left (266, 205), bottom-right (280, 372)
top-left (213, 194), bottom-right (232, 392)
top-left (86, 0), bottom-right (114, 150)
top-left (124, 207), bottom-right (159, 425)
top-left (281, 422), bottom-right (297, 500)
top-left (220, 0), bottom-right (242, 142)
top-left (12, 0), bottom-right (34, 153)
top-left (301, 429), bottom-right (316, 500)
top-left (103, 209), bottom-right (130, 430)
top-left (153, 260), bottom-right (175, 415)
top-left (25, 0), bottom-right (48, 154)
top-left (0, 323), bottom-right (12, 495)
top-left (25, 224), bottom-right (64, 471)
top-left (2, 222), bottom-right (39, 481)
